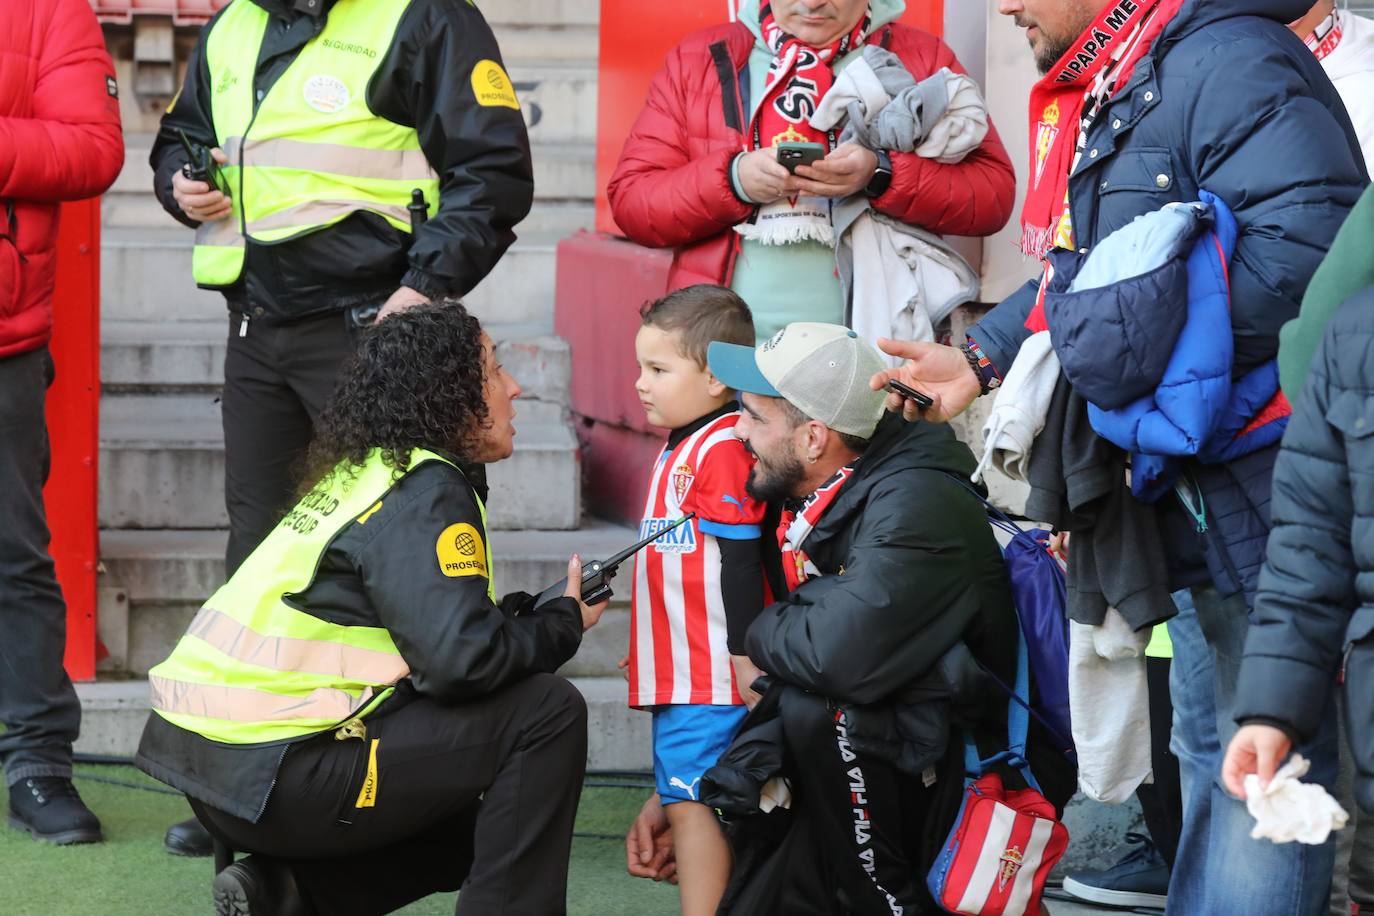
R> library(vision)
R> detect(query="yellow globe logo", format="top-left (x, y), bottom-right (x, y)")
top-left (455, 532), bottom-right (479, 556)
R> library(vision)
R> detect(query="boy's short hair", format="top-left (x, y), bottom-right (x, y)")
top-left (640, 285), bottom-right (755, 368)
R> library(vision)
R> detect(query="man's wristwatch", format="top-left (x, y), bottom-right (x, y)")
top-left (864, 149), bottom-right (893, 198)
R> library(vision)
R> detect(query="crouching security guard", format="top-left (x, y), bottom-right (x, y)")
top-left (135, 304), bottom-right (606, 916)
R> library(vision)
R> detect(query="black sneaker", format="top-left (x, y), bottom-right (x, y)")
top-left (1062, 832), bottom-right (1169, 909)
top-left (6, 777), bottom-right (103, 845)
top-left (212, 855), bottom-right (312, 916)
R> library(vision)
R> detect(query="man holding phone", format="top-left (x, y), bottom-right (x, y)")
top-left (608, 0), bottom-right (1015, 342)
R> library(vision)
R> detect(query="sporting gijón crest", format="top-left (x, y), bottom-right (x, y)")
top-left (669, 463), bottom-right (694, 505)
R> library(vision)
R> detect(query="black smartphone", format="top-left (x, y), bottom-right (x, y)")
top-left (177, 129), bottom-right (229, 197)
top-left (887, 379), bottom-right (934, 410)
top-left (776, 141), bottom-right (826, 173)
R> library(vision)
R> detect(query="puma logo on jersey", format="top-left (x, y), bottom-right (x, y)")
top-left (668, 776), bottom-right (702, 800)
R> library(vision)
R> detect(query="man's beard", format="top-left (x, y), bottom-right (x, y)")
top-left (745, 449), bottom-right (808, 504)
top-left (1019, 6), bottom-right (1099, 75)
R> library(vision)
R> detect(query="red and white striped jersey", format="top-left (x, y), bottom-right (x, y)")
top-left (629, 412), bottom-right (764, 707)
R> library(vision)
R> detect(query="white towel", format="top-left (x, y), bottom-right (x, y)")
top-left (1245, 755), bottom-right (1350, 845)
top-left (1068, 612), bottom-right (1153, 804)
top-left (973, 331), bottom-right (1060, 484)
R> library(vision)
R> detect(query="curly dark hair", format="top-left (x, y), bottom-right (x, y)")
top-left (296, 300), bottom-right (490, 495)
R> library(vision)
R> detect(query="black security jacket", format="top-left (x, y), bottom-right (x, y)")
top-left (136, 458), bottom-right (581, 822)
top-left (151, 0), bottom-right (533, 320)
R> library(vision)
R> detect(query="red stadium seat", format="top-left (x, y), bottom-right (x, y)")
top-left (89, 0), bottom-right (230, 26)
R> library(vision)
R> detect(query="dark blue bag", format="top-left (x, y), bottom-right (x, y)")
top-left (945, 475), bottom-right (1074, 754)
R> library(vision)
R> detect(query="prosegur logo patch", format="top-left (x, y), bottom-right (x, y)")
top-left (436, 522), bottom-right (488, 578)
top-left (470, 59), bottom-right (520, 110)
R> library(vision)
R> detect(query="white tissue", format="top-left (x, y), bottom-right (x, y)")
top-left (1244, 754), bottom-right (1349, 845)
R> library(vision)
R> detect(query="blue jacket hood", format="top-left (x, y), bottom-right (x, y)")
top-left (1163, 0), bottom-right (1312, 43)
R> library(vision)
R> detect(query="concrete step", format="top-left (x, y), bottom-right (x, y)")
top-left (487, 26), bottom-right (597, 64)
top-left (76, 675), bottom-right (647, 770)
top-left (99, 320), bottom-right (571, 405)
top-left (97, 394), bottom-right (579, 530)
top-left (503, 61), bottom-right (597, 146)
top-left (101, 227), bottom-right (562, 332)
top-left (97, 520), bottom-right (638, 677)
top-left (481, 0), bottom-right (597, 29)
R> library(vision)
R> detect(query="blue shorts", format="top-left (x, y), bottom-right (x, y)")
top-left (651, 704), bottom-right (749, 806)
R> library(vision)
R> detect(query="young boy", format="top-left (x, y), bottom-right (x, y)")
top-left (629, 285), bottom-right (768, 916)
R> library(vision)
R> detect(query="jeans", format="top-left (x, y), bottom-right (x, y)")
top-left (0, 348), bottom-right (80, 786)
top-left (1166, 586), bottom-right (1339, 916)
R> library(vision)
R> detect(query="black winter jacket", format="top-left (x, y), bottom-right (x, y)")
top-left (151, 0), bottom-right (533, 321)
top-left (135, 458), bottom-right (582, 822)
top-left (745, 416), bottom-right (1023, 776)
top-left (1235, 287), bottom-right (1374, 816)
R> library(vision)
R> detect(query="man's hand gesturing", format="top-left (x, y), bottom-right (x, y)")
top-left (869, 338), bottom-right (982, 422)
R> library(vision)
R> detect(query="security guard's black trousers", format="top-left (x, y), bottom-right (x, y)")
top-left (191, 674), bottom-right (588, 916)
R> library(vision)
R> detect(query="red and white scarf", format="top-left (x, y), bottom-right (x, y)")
top-left (1020, 0), bottom-right (1181, 258)
top-left (737, 3), bottom-right (868, 246)
top-left (1304, 9), bottom-right (1344, 61)
top-left (777, 464), bottom-right (855, 591)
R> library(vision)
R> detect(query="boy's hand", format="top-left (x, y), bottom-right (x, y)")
top-left (617, 654), bottom-right (630, 683)
top-left (625, 794), bottom-right (678, 883)
top-left (1222, 724), bottom-right (1293, 800)
top-left (731, 654), bottom-right (765, 709)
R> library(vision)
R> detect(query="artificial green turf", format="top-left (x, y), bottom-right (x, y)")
top-left (0, 766), bottom-right (682, 916)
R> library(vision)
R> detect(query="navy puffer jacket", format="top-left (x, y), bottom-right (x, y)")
top-left (969, 0), bottom-right (1367, 604)
top-left (1235, 287), bottom-right (1374, 816)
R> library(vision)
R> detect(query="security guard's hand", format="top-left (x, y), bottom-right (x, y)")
top-left (565, 555), bottom-right (609, 631)
top-left (172, 147), bottom-right (231, 222)
top-left (376, 285), bottom-right (430, 322)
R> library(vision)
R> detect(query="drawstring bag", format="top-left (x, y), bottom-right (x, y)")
top-left (946, 475), bottom-right (1074, 753)
top-left (926, 635), bottom-right (1069, 915)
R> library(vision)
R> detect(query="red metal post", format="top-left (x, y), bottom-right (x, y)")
top-left (45, 199), bottom-right (102, 682)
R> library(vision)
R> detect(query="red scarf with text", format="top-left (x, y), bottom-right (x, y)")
top-left (754, 3), bottom-right (868, 154)
top-left (777, 464), bottom-right (855, 591)
top-left (1021, 0), bottom-right (1178, 257)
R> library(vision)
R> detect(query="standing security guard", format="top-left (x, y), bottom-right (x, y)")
top-left (153, 0), bottom-right (531, 572)
top-left (136, 303), bottom-right (604, 916)
top-left (152, 0), bottom-right (532, 855)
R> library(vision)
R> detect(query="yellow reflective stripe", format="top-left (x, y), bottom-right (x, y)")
top-left (246, 199), bottom-right (413, 238)
top-left (225, 136), bottom-right (435, 183)
top-left (188, 607), bottom-right (410, 685)
top-left (150, 674), bottom-right (370, 724)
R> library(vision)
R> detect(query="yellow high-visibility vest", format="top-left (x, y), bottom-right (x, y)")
top-left (147, 448), bottom-right (493, 744)
top-left (193, 0), bottom-right (439, 287)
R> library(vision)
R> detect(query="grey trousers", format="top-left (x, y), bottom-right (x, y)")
top-left (0, 347), bottom-right (80, 786)
top-left (1332, 694), bottom-right (1374, 914)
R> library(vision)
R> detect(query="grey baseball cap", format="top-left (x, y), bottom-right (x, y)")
top-left (708, 323), bottom-right (888, 439)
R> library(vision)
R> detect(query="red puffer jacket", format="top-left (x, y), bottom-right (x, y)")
top-left (0, 0), bottom-right (123, 358)
top-left (608, 21), bottom-right (1015, 292)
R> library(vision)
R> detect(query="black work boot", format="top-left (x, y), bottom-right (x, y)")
top-left (212, 855), bottom-right (313, 916)
top-left (165, 816), bottom-right (215, 857)
top-left (6, 776), bottom-right (103, 845)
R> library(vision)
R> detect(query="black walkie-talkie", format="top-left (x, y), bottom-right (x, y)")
top-left (534, 514), bottom-right (696, 608)
top-left (177, 129), bottom-right (229, 197)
